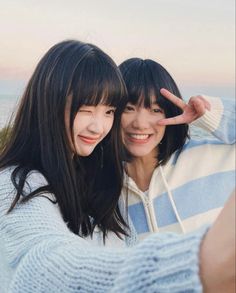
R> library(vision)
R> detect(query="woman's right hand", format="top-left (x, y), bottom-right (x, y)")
top-left (200, 191), bottom-right (235, 293)
top-left (157, 88), bottom-right (211, 125)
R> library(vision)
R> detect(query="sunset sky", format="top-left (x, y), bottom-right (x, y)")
top-left (0, 0), bottom-right (235, 98)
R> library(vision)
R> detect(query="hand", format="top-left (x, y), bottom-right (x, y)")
top-left (200, 191), bottom-right (235, 293)
top-left (157, 88), bottom-right (211, 125)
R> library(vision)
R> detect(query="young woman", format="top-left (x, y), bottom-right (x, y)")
top-left (119, 58), bottom-right (235, 239)
top-left (0, 41), bottom-right (234, 292)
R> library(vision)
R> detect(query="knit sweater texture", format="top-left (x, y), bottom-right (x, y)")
top-left (0, 166), bottom-right (208, 293)
top-left (122, 96), bottom-right (235, 238)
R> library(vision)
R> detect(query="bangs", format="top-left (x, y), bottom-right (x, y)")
top-left (127, 75), bottom-right (181, 115)
top-left (120, 58), bottom-right (183, 113)
top-left (70, 55), bottom-right (126, 111)
top-left (120, 59), bottom-right (158, 108)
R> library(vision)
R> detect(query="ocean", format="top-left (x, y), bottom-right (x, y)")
top-left (0, 95), bottom-right (20, 129)
top-left (0, 94), bottom-right (211, 138)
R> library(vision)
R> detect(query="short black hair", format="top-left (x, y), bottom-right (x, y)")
top-left (119, 58), bottom-right (189, 165)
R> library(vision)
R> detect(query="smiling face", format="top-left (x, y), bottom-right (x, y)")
top-left (66, 104), bottom-right (115, 157)
top-left (121, 97), bottom-right (166, 159)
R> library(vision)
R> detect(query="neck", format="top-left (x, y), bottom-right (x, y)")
top-left (126, 154), bottom-right (158, 192)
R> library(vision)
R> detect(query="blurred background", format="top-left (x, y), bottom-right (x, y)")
top-left (0, 0), bottom-right (235, 129)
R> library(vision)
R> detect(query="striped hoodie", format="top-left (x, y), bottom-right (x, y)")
top-left (122, 95), bottom-right (235, 240)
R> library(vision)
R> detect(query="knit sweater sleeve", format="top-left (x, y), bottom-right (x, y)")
top-left (191, 96), bottom-right (235, 144)
top-left (0, 169), bottom-right (206, 293)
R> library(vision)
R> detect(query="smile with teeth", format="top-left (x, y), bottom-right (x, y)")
top-left (127, 133), bottom-right (152, 143)
top-left (130, 134), bottom-right (150, 139)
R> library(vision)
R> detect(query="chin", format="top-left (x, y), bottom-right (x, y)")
top-left (76, 148), bottom-right (95, 157)
top-left (128, 150), bottom-right (150, 158)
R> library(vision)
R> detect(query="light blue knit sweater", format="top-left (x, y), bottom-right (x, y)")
top-left (0, 167), bottom-right (208, 292)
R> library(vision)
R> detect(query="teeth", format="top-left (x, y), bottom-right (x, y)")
top-left (130, 134), bottom-right (149, 140)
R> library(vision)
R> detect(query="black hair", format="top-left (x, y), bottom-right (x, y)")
top-left (119, 58), bottom-right (189, 165)
top-left (0, 40), bottom-right (128, 241)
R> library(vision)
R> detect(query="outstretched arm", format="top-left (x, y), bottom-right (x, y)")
top-left (0, 170), bottom-right (205, 293)
top-left (200, 191), bottom-right (236, 293)
top-left (1, 170), bottom-right (235, 292)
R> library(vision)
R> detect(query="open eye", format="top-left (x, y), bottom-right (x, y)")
top-left (152, 108), bottom-right (163, 113)
top-left (124, 104), bottom-right (135, 112)
top-left (106, 108), bottom-right (116, 115)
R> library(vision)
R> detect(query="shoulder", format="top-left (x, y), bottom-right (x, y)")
top-left (0, 166), bottom-right (48, 192)
top-left (0, 166), bottom-right (53, 214)
top-left (183, 137), bottom-right (225, 149)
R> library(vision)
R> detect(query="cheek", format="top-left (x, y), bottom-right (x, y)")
top-left (73, 112), bottom-right (83, 130)
top-left (104, 118), bottom-right (114, 135)
top-left (159, 126), bottom-right (166, 139)
top-left (73, 113), bottom-right (90, 134)
top-left (153, 120), bottom-right (166, 137)
top-left (121, 114), bottom-right (130, 129)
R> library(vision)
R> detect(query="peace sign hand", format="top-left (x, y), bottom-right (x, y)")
top-left (157, 88), bottom-right (211, 126)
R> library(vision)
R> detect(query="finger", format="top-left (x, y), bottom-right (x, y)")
top-left (197, 96), bottom-right (211, 111)
top-left (192, 99), bottom-right (206, 116)
top-left (160, 88), bottom-right (186, 110)
top-left (189, 96), bottom-right (211, 117)
top-left (189, 95), bottom-right (211, 111)
top-left (157, 115), bottom-right (187, 126)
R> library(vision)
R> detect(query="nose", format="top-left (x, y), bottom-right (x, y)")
top-left (87, 115), bottom-right (104, 134)
top-left (132, 110), bottom-right (149, 130)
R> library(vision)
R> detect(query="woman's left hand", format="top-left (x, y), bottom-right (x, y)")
top-left (157, 88), bottom-right (211, 125)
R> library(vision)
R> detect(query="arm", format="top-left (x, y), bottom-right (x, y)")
top-left (200, 191), bottom-right (236, 293)
top-left (0, 170), bottom-right (204, 293)
top-left (1, 170), bottom-right (235, 293)
top-left (158, 89), bottom-right (235, 144)
top-left (191, 96), bottom-right (235, 144)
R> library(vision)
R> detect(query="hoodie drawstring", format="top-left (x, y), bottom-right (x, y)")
top-left (159, 165), bottom-right (186, 233)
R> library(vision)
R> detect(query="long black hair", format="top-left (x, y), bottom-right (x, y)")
top-left (119, 58), bottom-right (189, 165)
top-left (0, 40), bottom-right (128, 240)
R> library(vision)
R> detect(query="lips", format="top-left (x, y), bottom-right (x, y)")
top-left (78, 135), bottom-right (100, 144)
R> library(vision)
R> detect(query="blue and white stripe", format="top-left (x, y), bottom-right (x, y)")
top-left (123, 96), bottom-right (235, 239)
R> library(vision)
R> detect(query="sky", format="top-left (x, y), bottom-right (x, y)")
top-left (0, 0), bottom-right (235, 98)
